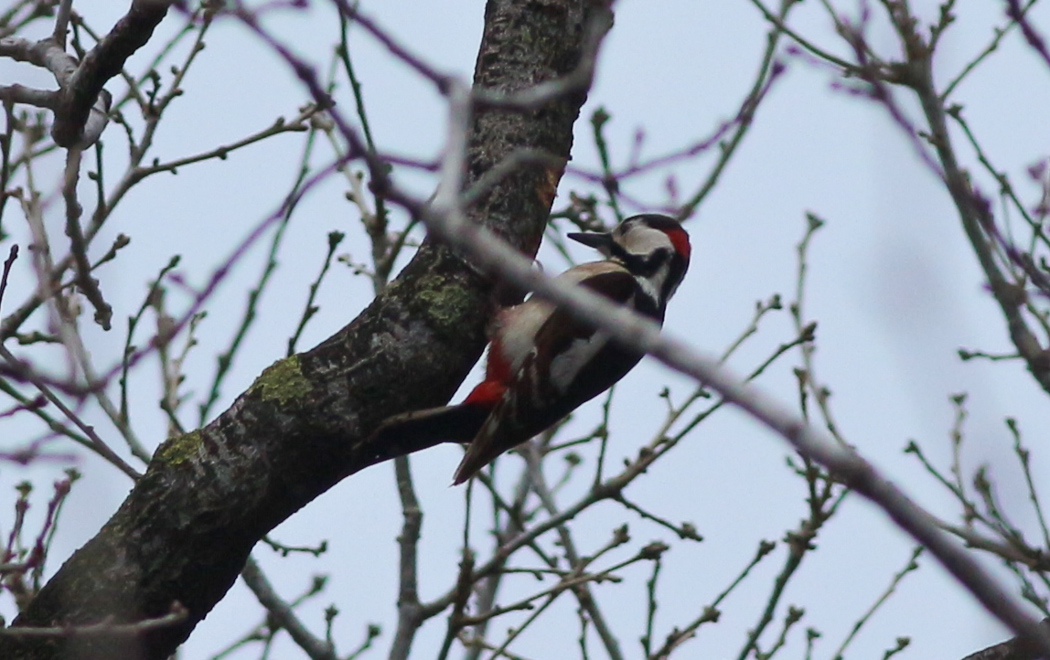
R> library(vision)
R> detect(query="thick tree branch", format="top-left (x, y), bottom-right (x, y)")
top-left (0, 1), bottom-right (172, 147)
top-left (0, 2), bottom-right (599, 659)
top-left (51, 0), bottom-right (172, 147)
top-left (962, 619), bottom-right (1050, 660)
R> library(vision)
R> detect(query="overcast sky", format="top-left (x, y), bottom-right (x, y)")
top-left (4, 1), bottom-right (1050, 659)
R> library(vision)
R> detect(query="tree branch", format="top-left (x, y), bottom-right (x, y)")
top-left (413, 107), bottom-right (1050, 658)
top-left (51, 0), bottom-right (173, 147)
top-left (0, 2), bottom-right (600, 659)
top-left (0, 1), bottom-right (173, 147)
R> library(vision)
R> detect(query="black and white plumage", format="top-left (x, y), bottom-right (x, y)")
top-left (371, 214), bottom-right (691, 485)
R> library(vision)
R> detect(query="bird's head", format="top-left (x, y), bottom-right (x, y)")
top-left (567, 214), bottom-right (691, 304)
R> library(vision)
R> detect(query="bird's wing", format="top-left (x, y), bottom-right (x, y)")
top-left (452, 269), bottom-right (645, 484)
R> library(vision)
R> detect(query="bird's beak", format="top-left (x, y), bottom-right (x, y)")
top-left (567, 231), bottom-right (614, 253)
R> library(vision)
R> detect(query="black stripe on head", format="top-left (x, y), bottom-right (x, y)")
top-left (618, 214), bottom-right (690, 302)
top-left (611, 244), bottom-right (672, 278)
top-left (661, 251), bottom-right (688, 302)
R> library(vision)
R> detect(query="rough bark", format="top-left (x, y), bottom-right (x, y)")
top-left (53, 1), bottom-right (172, 147)
top-left (961, 620), bottom-right (1050, 660)
top-left (0, 1), bottom-right (597, 658)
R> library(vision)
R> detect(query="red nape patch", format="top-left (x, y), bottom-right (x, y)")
top-left (664, 227), bottom-right (691, 260)
top-left (462, 380), bottom-right (506, 407)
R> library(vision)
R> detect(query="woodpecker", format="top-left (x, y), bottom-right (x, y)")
top-left (372, 213), bottom-right (691, 485)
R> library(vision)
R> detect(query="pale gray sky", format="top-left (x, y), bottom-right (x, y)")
top-left (3, 1), bottom-right (1050, 659)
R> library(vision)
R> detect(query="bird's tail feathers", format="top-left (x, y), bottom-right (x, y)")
top-left (371, 404), bottom-right (489, 454)
top-left (451, 412), bottom-right (526, 485)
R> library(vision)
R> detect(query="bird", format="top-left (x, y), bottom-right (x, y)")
top-left (372, 213), bottom-right (691, 485)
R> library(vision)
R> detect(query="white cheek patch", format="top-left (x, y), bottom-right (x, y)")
top-left (621, 225), bottom-right (673, 257)
top-left (548, 331), bottom-right (611, 393)
top-left (620, 225), bottom-right (674, 302)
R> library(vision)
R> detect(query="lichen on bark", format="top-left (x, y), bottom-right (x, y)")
top-left (0, 2), bottom-right (603, 659)
top-left (251, 355), bottom-right (312, 407)
top-left (153, 430), bottom-right (203, 466)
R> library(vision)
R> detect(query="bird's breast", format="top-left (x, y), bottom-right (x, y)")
top-left (494, 300), bottom-right (554, 375)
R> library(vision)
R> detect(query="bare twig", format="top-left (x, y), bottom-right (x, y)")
top-left (51, 0), bottom-right (73, 48)
top-left (416, 78), bottom-right (1050, 654)
top-left (523, 455), bottom-right (625, 660)
top-left (1006, 0), bottom-right (1050, 70)
top-left (0, 347), bottom-right (141, 479)
top-left (239, 557), bottom-right (336, 660)
top-left (0, 245), bottom-right (17, 310)
top-left (0, 602), bottom-right (187, 638)
top-left (389, 456), bottom-right (424, 660)
top-left (52, 0), bottom-right (174, 147)
top-left (62, 148), bottom-right (112, 329)
top-left (830, 547), bottom-right (924, 659)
